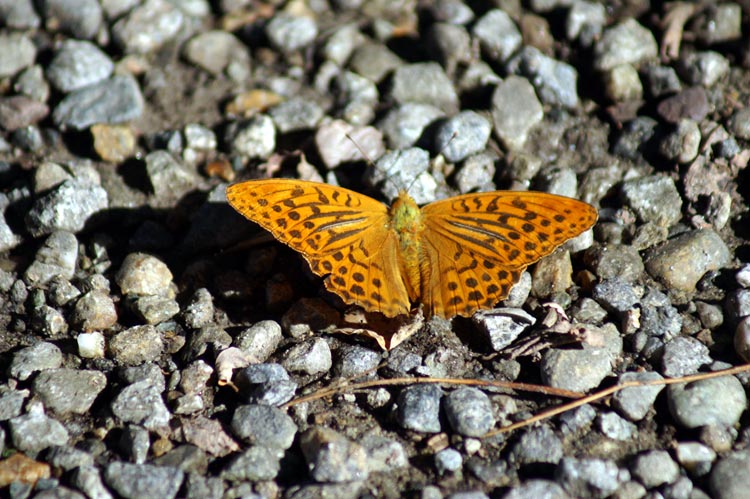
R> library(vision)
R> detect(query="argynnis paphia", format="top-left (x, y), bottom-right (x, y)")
top-left (226, 179), bottom-right (598, 319)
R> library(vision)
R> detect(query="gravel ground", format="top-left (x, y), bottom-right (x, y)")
top-left (1, 1), bottom-right (750, 498)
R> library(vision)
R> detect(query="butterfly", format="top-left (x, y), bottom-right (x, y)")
top-left (226, 179), bottom-right (598, 319)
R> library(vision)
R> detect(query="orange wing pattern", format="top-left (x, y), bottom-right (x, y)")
top-left (420, 191), bottom-right (598, 317)
top-left (226, 179), bottom-right (412, 317)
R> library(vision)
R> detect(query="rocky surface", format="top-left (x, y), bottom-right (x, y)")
top-left (0, 1), bottom-right (749, 498)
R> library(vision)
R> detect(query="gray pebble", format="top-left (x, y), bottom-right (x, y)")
top-left (15, 65), bottom-right (50, 102)
top-left (0, 385), bottom-right (29, 421)
top-left (41, 277), bottom-right (81, 307)
top-left (41, 0), bottom-right (102, 38)
top-left (72, 290), bottom-right (117, 330)
top-left (130, 295), bottom-right (180, 324)
top-left (507, 46), bottom-right (579, 109)
top-left (668, 375), bottom-right (746, 428)
top-left (620, 175), bottom-right (682, 227)
top-left (695, 301), bottom-right (723, 330)
top-left (120, 424), bottom-right (149, 463)
top-left (0, 32), bottom-right (36, 77)
top-left (447, 492), bottom-right (490, 499)
top-left (435, 448), bottom-right (463, 474)
top-left (30, 305), bottom-right (68, 337)
top-left (642, 65), bottom-right (682, 98)
top-left (227, 115), bottom-right (276, 160)
top-left (266, 13), bottom-right (318, 52)
top-left (678, 51), bottom-right (729, 87)
top-left (70, 465), bottom-right (113, 499)
top-left (644, 229), bottom-right (730, 292)
top-left (269, 96), bottom-right (324, 133)
top-left (349, 42), bottom-right (402, 83)
top-left (281, 337), bottom-right (332, 375)
top-left (45, 446), bottom-right (94, 471)
top-left (47, 40), bottom-right (114, 92)
top-left (512, 426), bottom-right (563, 464)
top-left (501, 479), bottom-right (570, 499)
top-left (593, 19), bottom-right (657, 71)
top-left (472, 9), bottom-right (521, 63)
top-left (300, 426), bottom-right (369, 482)
top-left (367, 147), bottom-right (437, 205)
top-left (554, 457), bottom-right (622, 497)
top-left (25, 179), bottom-right (108, 237)
top-left (152, 444), bottom-right (209, 474)
top-left (0, 0), bottom-right (41, 29)
top-left (183, 30), bottom-right (249, 76)
top-left (696, 4), bottom-right (742, 44)
top-left (181, 288), bottom-right (214, 329)
top-left (178, 360), bottom-right (212, 395)
top-left (53, 74), bottom-right (144, 130)
top-left (315, 120), bottom-right (384, 169)
top-left (0, 95), bottom-right (48, 131)
top-left (428, 23), bottom-right (471, 71)
top-left (709, 449), bottom-right (750, 499)
top-left (235, 320), bottom-right (283, 362)
top-left (115, 252), bottom-right (173, 296)
top-left (9, 411), bottom-right (70, 453)
top-left (434, 111), bottom-right (491, 162)
top-left (473, 308), bottom-right (536, 351)
top-left (396, 384), bottom-right (443, 433)
top-left (9, 341), bottom-right (63, 381)
top-left (230, 404), bottom-right (297, 450)
top-left (32, 368), bottom-right (106, 415)
top-left (603, 64), bottom-right (642, 102)
top-left (334, 344), bottom-right (381, 378)
top-left (725, 289), bottom-right (750, 327)
top-left (182, 472), bottom-right (223, 499)
top-left (111, 0), bottom-right (184, 53)
top-left (612, 116), bottom-right (658, 160)
top-left (24, 231), bottom-right (78, 286)
top-left (566, 1), bottom-right (605, 46)
top-left (145, 150), bottom-right (199, 202)
top-left (221, 445), bottom-right (281, 482)
top-left (321, 23), bottom-right (365, 66)
top-left (455, 152), bottom-right (496, 193)
top-left (597, 412), bottom-right (636, 441)
top-left (184, 325), bottom-right (231, 360)
top-left (656, 86), bottom-right (710, 124)
top-left (675, 441), bottom-right (715, 476)
top-left (431, 0), bottom-right (474, 24)
top-left (444, 387), bottom-right (495, 437)
top-left (586, 245), bottom-right (645, 283)
top-left (611, 371), bottom-right (665, 421)
top-left (540, 344), bottom-right (613, 392)
top-left (727, 107), bottom-right (750, 140)
top-left (360, 435), bottom-right (409, 472)
top-left (0, 212), bottom-right (21, 251)
top-left (491, 76), bottom-right (543, 151)
top-left (110, 379), bottom-right (171, 430)
top-left (661, 336), bottom-right (712, 377)
top-left (390, 62), bottom-right (459, 113)
top-left (108, 325), bottom-right (163, 366)
top-left (631, 450), bottom-right (679, 488)
top-left (104, 462), bottom-right (183, 499)
top-left (559, 404), bottom-right (596, 434)
top-left (592, 278), bottom-right (640, 313)
top-left (640, 302), bottom-right (682, 340)
top-left (237, 363), bottom-right (297, 406)
top-left (659, 119), bottom-right (701, 164)
top-left (379, 103), bottom-right (445, 150)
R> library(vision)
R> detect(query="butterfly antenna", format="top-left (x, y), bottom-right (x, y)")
top-left (345, 132), bottom-right (402, 195)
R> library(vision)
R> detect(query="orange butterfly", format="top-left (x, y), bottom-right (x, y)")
top-left (226, 179), bottom-right (597, 319)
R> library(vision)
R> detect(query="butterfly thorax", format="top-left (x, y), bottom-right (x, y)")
top-left (389, 191), bottom-right (426, 303)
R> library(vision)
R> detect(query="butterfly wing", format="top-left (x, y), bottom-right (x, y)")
top-left (226, 179), bottom-right (412, 317)
top-left (420, 191), bottom-right (598, 318)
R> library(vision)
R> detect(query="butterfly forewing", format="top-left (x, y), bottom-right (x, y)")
top-left (226, 179), bottom-right (412, 317)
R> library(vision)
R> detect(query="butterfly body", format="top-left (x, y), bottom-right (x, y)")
top-left (226, 179), bottom-right (598, 319)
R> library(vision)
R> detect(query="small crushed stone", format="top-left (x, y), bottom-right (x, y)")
top-left (0, 2), bottom-right (749, 498)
